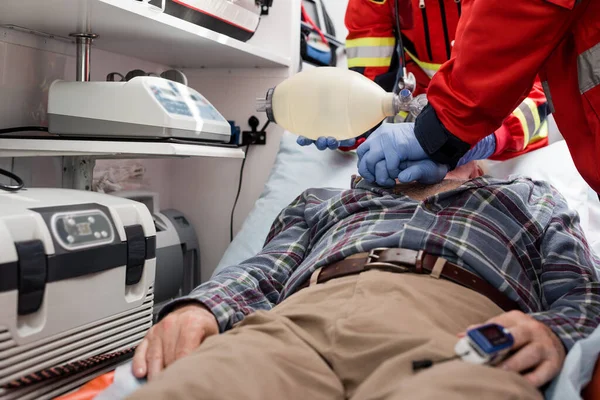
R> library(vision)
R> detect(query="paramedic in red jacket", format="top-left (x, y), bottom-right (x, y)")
top-left (300, 0), bottom-right (550, 164)
top-left (356, 0), bottom-right (600, 192)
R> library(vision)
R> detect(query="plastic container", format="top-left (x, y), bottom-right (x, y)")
top-left (257, 67), bottom-right (401, 140)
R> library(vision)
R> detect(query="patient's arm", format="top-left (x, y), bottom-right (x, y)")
top-left (530, 187), bottom-right (600, 351)
top-left (158, 192), bottom-right (312, 333)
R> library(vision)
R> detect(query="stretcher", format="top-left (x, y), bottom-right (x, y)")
top-left (11, 128), bottom-right (600, 399)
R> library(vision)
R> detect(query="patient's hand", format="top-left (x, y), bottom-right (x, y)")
top-left (464, 311), bottom-right (566, 387)
top-left (132, 303), bottom-right (219, 381)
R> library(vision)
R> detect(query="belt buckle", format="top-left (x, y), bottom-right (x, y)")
top-left (364, 248), bottom-right (411, 273)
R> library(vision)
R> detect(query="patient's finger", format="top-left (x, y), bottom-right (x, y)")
top-left (375, 160), bottom-right (396, 187)
top-left (174, 318), bottom-right (205, 361)
top-left (501, 323), bottom-right (533, 350)
top-left (501, 342), bottom-right (543, 373)
top-left (146, 335), bottom-right (165, 381)
top-left (132, 338), bottom-right (149, 378)
top-left (524, 359), bottom-right (557, 387)
top-left (161, 318), bottom-right (182, 367)
top-left (485, 310), bottom-right (526, 329)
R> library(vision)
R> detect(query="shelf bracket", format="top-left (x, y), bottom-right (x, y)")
top-left (62, 156), bottom-right (95, 191)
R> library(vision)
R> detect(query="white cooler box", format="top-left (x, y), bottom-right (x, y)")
top-left (0, 189), bottom-right (156, 400)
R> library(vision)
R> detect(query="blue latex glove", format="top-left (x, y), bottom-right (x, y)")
top-left (457, 133), bottom-right (497, 166)
top-left (297, 136), bottom-right (356, 151)
top-left (357, 122), bottom-right (448, 186)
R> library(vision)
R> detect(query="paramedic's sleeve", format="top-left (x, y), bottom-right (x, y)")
top-left (530, 188), bottom-right (600, 351)
top-left (491, 82), bottom-right (550, 161)
top-left (341, 0), bottom-right (397, 152)
top-left (158, 194), bottom-right (311, 333)
top-left (415, 0), bottom-right (579, 166)
top-left (345, 0), bottom-right (395, 81)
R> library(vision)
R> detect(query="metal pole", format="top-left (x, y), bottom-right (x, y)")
top-left (69, 33), bottom-right (98, 82)
top-left (62, 156), bottom-right (96, 191)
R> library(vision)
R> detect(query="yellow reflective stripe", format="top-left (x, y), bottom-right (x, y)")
top-left (523, 98), bottom-right (541, 134)
top-left (346, 37), bottom-right (395, 48)
top-left (404, 49), bottom-right (442, 78)
top-left (347, 57), bottom-right (392, 68)
top-left (511, 107), bottom-right (530, 150)
top-left (528, 120), bottom-right (549, 145)
top-left (512, 98), bottom-right (544, 150)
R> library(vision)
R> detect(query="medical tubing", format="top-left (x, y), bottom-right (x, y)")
top-left (392, 0), bottom-right (407, 95)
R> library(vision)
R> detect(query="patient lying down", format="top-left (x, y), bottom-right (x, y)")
top-left (128, 161), bottom-right (600, 400)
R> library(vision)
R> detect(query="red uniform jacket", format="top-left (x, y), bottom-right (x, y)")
top-left (413, 0), bottom-right (600, 191)
top-left (345, 0), bottom-right (549, 160)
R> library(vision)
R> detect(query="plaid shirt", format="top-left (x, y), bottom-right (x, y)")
top-left (164, 176), bottom-right (600, 350)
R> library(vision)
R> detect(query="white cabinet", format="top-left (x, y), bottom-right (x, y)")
top-left (0, 0), bottom-right (291, 68)
top-left (0, 0), bottom-right (301, 279)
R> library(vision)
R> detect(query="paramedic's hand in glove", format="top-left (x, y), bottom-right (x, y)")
top-left (132, 303), bottom-right (218, 381)
top-left (461, 311), bottom-right (566, 387)
top-left (357, 123), bottom-right (448, 186)
top-left (297, 136), bottom-right (356, 150)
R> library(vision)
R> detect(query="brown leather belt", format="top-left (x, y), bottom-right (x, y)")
top-left (297, 248), bottom-right (519, 312)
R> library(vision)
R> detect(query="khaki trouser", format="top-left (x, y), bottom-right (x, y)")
top-left (128, 270), bottom-right (542, 400)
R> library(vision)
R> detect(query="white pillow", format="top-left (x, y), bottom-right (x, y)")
top-left (215, 132), bottom-right (358, 273)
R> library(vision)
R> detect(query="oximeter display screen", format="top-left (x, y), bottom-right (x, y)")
top-left (480, 325), bottom-right (509, 346)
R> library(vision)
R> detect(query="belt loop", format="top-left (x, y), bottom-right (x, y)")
top-left (309, 267), bottom-right (321, 286)
top-left (430, 258), bottom-right (446, 279)
top-left (415, 250), bottom-right (425, 273)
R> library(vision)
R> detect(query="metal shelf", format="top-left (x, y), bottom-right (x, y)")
top-left (0, 138), bottom-right (245, 159)
top-left (0, 0), bottom-right (291, 68)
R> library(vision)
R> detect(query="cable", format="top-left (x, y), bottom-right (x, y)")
top-left (0, 168), bottom-right (24, 192)
top-left (392, 0), bottom-right (407, 96)
top-left (412, 353), bottom-right (468, 372)
top-left (229, 118), bottom-right (269, 241)
top-left (301, 3), bottom-right (328, 45)
top-left (260, 120), bottom-right (270, 134)
top-left (230, 144), bottom-right (251, 242)
top-left (0, 126), bottom-right (48, 135)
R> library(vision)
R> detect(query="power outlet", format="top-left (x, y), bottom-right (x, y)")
top-left (241, 130), bottom-right (266, 146)
top-left (241, 116), bottom-right (267, 146)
